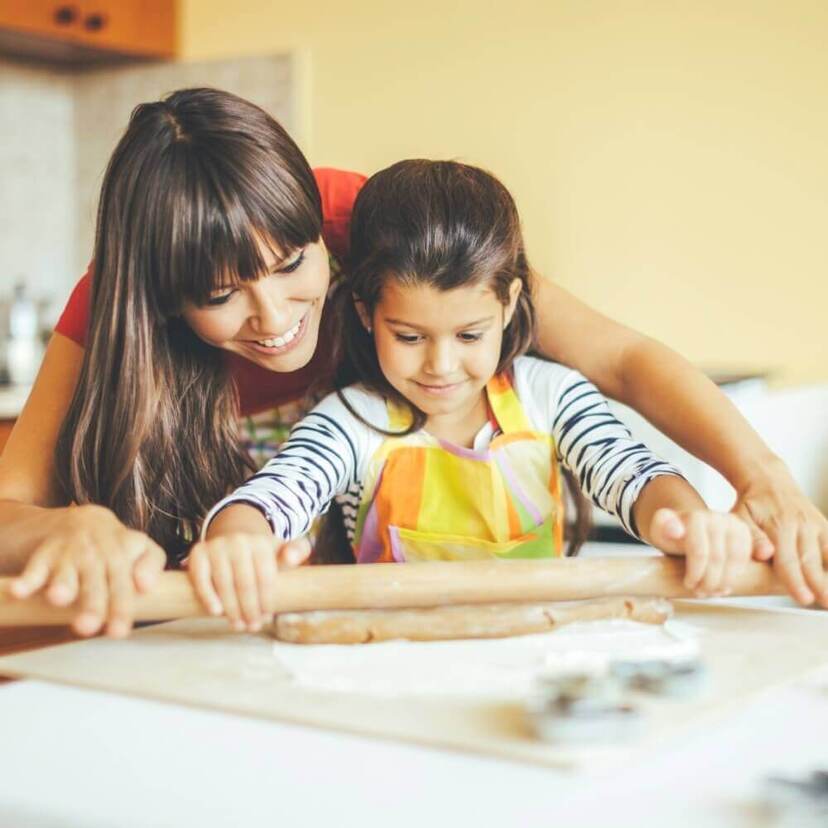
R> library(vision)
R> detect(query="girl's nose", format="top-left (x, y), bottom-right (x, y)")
top-left (424, 340), bottom-right (457, 376)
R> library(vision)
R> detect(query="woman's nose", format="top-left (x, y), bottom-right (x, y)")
top-left (249, 285), bottom-right (290, 333)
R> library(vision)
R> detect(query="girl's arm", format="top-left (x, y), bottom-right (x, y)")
top-left (546, 365), bottom-right (755, 597)
top-left (200, 402), bottom-right (362, 541)
top-left (188, 395), bottom-right (365, 630)
top-left (186, 502), bottom-right (312, 632)
top-left (633, 475), bottom-right (753, 597)
top-left (533, 276), bottom-right (828, 605)
top-left (0, 334), bottom-right (166, 636)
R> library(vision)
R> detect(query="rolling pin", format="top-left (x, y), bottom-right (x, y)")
top-left (0, 557), bottom-right (784, 626)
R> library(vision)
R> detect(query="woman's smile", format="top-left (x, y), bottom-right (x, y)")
top-left (244, 310), bottom-right (310, 356)
top-left (182, 239), bottom-right (330, 372)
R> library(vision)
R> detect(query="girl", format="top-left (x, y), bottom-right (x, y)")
top-left (190, 160), bottom-right (756, 632)
top-left (1, 90), bottom-right (824, 640)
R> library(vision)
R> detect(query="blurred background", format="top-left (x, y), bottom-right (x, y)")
top-left (0, 0), bottom-right (826, 512)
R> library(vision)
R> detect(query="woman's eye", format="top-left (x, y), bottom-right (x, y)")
top-left (278, 250), bottom-right (305, 274)
top-left (205, 290), bottom-right (236, 307)
top-left (458, 332), bottom-right (483, 342)
top-left (395, 334), bottom-right (421, 344)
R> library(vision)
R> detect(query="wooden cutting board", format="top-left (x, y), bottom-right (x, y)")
top-left (0, 602), bottom-right (824, 770)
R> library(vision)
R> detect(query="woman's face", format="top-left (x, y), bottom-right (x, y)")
top-left (182, 237), bottom-right (330, 372)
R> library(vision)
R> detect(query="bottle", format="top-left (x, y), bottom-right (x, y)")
top-left (5, 283), bottom-right (43, 386)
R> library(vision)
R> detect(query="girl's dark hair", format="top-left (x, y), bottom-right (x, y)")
top-left (56, 87), bottom-right (323, 563)
top-left (328, 159), bottom-right (589, 556)
top-left (334, 160), bottom-right (534, 429)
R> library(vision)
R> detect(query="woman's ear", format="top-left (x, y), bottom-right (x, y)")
top-left (503, 279), bottom-right (523, 328)
top-left (353, 295), bottom-right (372, 333)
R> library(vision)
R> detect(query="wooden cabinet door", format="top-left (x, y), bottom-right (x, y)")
top-left (0, 1), bottom-right (88, 46)
top-left (75, 0), bottom-right (175, 58)
top-left (0, 0), bottom-right (174, 59)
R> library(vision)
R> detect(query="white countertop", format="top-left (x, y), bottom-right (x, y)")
top-left (0, 668), bottom-right (824, 828)
top-left (0, 383), bottom-right (31, 419)
top-left (0, 544), bottom-right (826, 827)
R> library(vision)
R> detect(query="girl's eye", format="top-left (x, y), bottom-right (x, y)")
top-left (205, 290), bottom-right (236, 307)
top-left (395, 334), bottom-right (422, 344)
top-left (278, 250), bottom-right (305, 274)
top-left (458, 332), bottom-right (483, 342)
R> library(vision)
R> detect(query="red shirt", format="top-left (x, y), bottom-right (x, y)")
top-left (55, 168), bottom-right (366, 415)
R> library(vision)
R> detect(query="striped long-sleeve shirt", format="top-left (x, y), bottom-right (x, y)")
top-left (204, 356), bottom-right (683, 542)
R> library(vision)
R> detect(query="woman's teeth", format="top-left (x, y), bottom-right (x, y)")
top-left (257, 318), bottom-right (302, 348)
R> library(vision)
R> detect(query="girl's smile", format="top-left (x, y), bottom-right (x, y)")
top-left (364, 279), bottom-right (521, 438)
top-left (413, 379), bottom-right (468, 396)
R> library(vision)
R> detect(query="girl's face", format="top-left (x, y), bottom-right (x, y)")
top-left (362, 278), bottom-right (521, 423)
top-left (182, 238), bottom-right (330, 372)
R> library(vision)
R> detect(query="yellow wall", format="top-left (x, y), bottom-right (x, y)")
top-left (180, 0), bottom-right (828, 384)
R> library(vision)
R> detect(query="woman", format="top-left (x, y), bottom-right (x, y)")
top-left (0, 88), bottom-right (824, 639)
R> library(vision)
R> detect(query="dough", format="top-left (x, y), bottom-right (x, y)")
top-left (272, 596), bottom-right (673, 644)
top-left (271, 616), bottom-right (700, 699)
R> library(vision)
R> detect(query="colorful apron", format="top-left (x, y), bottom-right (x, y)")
top-left (352, 372), bottom-right (564, 563)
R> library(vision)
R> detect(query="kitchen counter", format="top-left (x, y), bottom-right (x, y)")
top-left (0, 549), bottom-right (825, 828)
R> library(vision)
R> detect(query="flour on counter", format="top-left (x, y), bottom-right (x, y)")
top-left (272, 619), bottom-right (700, 700)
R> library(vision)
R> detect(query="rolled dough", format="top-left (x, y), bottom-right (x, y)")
top-left (271, 617), bottom-right (700, 699)
top-left (272, 596), bottom-right (673, 644)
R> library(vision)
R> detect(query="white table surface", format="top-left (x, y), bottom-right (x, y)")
top-left (1, 544), bottom-right (826, 828)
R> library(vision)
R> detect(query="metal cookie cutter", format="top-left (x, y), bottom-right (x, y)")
top-left (527, 673), bottom-right (643, 745)
top-left (760, 769), bottom-right (828, 827)
top-left (609, 657), bottom-right (707, 699)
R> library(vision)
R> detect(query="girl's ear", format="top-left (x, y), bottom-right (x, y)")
top-left (353, 295), bottom-right (372, 332)
top-left (503, 279), bottom-right (523, 328)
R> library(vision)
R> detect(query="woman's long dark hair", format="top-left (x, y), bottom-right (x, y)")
top-left (328, 159), bottom-right (590, 555)
top-left (56, 88), bottom-right (323, 563)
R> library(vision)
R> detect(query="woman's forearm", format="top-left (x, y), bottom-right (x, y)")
top-left (616, 336), bottom-right (782, 491)
top-left (533, 276), bottom-right (826, 605)
top-left (530, 276), bottom-right (782, 492)
top-left (0, 501), bottom-right (85, 574)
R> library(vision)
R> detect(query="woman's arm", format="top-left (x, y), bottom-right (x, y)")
top-left (532, 276), bottom-right (828, 606)
top-left (0, 333), bottom-right (165, 635)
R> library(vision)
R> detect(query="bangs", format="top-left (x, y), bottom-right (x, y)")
top-left (149, 141), bottom-right (322, 315)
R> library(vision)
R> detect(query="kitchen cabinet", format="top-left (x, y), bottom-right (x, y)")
top-left (0, 0), bottom-right (175, 63)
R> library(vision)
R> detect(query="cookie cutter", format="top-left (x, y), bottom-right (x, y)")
top-left (759, 769), bottom-right (828, 827)
top-left (610, 657), bottom-right (707, 699)
top-left (526, 673), bottom-right (643, 744)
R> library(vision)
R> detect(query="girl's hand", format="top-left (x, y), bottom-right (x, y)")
top-left (648, 508), bottom-right (752, 597)
top-left (8, 505), bottom-right (166, 638)
top-left (185, 535), bottom-right (312, 632)
top-left (731, 466), bottom-right (828, 608)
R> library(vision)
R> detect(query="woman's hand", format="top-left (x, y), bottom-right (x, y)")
top-left (8, 504), bottom-right (166, 638)
top-left (731, 463), bottom-right (828, 607)
top-left (185, 534), bottom-right (312, 632)
top-left (648, 508), bottom-right (753, 597)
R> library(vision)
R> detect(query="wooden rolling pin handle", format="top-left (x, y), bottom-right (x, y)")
top-left (0, 557), bottom-right (784, 626)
